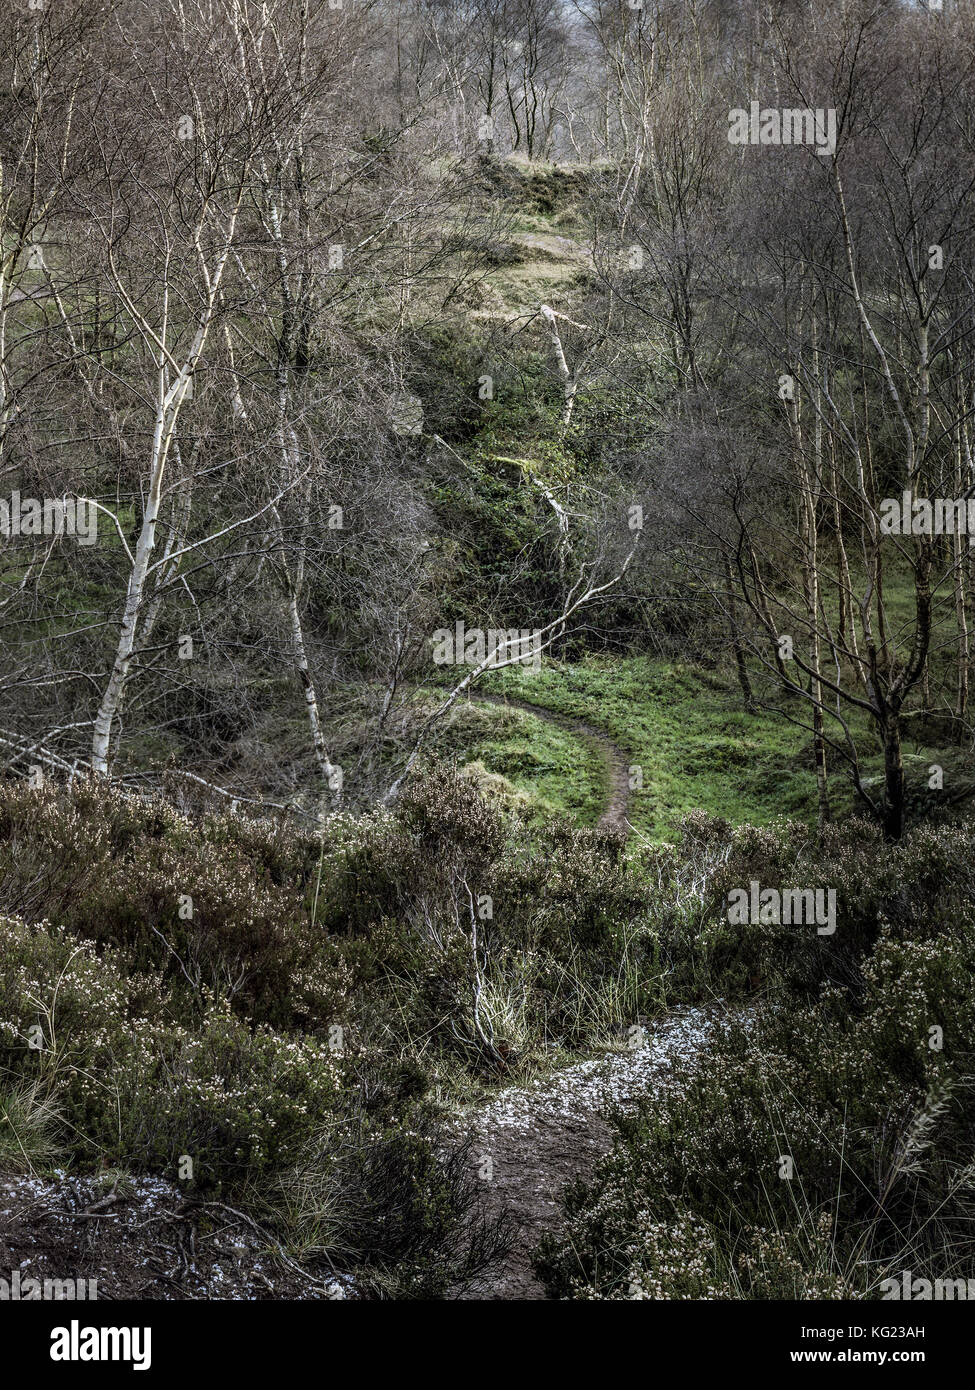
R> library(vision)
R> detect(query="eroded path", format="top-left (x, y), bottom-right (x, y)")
top-left (458, 1006), bottom-right (727, 1300)
top-left (470, 691), bottom-right (631, 832)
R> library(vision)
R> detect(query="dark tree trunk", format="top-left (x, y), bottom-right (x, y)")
top-left (882, 712), bottom-right (906, 841)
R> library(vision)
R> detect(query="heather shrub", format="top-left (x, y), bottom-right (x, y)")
top-left (535, 820), bottom-right (975, 1299)
top-left (0, 914), bottom-right (344, 1185)
top-left (0, 910), bottom-right (505, 1292)
top-left (0, 780), bottom-right (189, 922)
top-left (0, 914), bottom-right (170, 1066)
top-left (315, 766), bottom-right (665, 1070)
top-left (277, 1109), bottom-right (512, 1299)
top-left (69, 837), bottom-right (305, 1023)
top-left (0, 780), bottom-right (335, 1025)
top-left (82, 1001), bottom-right (346, 1183)
top-left (0, 772), bottom-right (669, 1085)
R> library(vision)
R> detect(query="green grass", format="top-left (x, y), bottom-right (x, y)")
top-left (446, 653), bottom-right (964, 840)
top-left (478, 657), bottom-right (819, 838)
top-left (428, 697), bottom-right (607, 827)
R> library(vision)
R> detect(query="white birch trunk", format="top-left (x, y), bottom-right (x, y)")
top-left (90, 220), bottom-right (239, 774)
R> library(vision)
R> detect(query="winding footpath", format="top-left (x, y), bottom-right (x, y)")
top-left (459, 1005), bottom-right (731, 1300)
top-left (457, 695), bottom-right (732, 1298)
top-left (469, 691), bottom-right (632, 832)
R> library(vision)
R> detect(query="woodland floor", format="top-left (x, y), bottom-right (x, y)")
top-left (457, 1005), bottom-right (731, 1300)
top-left (0, 1173), bottom-right (347, 1300)
top-left (471, 691), bottom-right (632, 831)
top-left (0, 1008), bottom-right (733, 1301)
top-left (0, 697), bottom-right (736, 1300)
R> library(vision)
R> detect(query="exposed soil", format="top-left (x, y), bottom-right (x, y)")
top-left (458, 1006), bottom-right (725, 1300)
top-left (0, 700), bottom-right (707, 1305)
top-left (471, 692), bottom-right (632, 832)
top-left (0, 1008), bottom-right (733, 1303)
top-left (0, 1174), bottom-right (347, 1301)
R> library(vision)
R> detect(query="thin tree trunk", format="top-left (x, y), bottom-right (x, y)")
top-left (91, 371), bottom-right (195, 773)
top-left (953, 412), bottom-right (969, 725)
top-left (91, 207), bottom-right (240, 774)
top-left (287, 585), bottom-right (339, 793)
top-left (724, 554), bottom-right (755, 712)
top-left (882, 708), bottom-right (906, 841)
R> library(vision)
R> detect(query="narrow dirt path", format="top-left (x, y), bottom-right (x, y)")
top-left (469, 691), bottom-right (631, 832)
top-left (458, 1006), bottom-right (727, 1300)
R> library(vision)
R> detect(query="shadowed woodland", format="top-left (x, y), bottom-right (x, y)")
top-left (1, 0), bottom-right (974, 1304)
